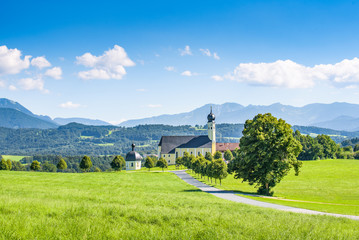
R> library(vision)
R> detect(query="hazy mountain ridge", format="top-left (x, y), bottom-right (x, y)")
top-left (120, 102), bottom-right (359, 131)
top-left (54, 117), bottom-right (112, 126)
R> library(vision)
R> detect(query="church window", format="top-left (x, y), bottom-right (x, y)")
top-left (198, 152), bottom-right (200, 156)
top-left (131, 163), bottom-right (133, 167)
top-left (191, 152), bottom-right (193, 155)
top-left (168, 160), bottom-right (170, 163)
top-left (168, 154), bottom-right (170, 157)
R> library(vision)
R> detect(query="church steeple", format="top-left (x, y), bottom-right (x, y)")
top-left (207, 106), bottom-right (216, 143)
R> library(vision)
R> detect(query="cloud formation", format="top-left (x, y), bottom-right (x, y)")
top-left (181, 70), bottom-right (194, 76)
top-left (18, 78), bottom-right (48, 93)
top-left (59, 101), bottom-right (81, 109)
top-left (199, 48), bottom-right (220, 60)
top-left (228, 58), bottom-right (359, 88)
top-left (76, 45), bottom-right (135, 80)
top-left (0, 45), bottom-right (31, 75)
top-left (211, 75), bottom-right (224, 81)
top-left (31, 56), bottom-right (51, 69)
top-left (45, 67), bottom-right (62, 79)
top-left (179, 45), bottom-right (192, 56)
top-left (164, 66), bottom-right (175, 71)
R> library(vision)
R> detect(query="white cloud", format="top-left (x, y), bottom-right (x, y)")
top-left (164, 66), bottom-right (175, 71)
top-left (45, 67), bottom-right (62, 79)
top-left (199, 48), bottom-right (220, 60)
top-left (179, 45), bottom-right (192, 56)
top-left (228, 58), bottom-right (359, 88)
top-left (18, 77), bottom-right (48, 93)
top-left (59, 101), bottom-right (81, 109)
top-left (181, 70), bottom-right (193, 76)
top-left (0, 80), bottom-right (5, 88)
top-left (136, 88), bottom-right (147, 92)
top-left (148, 104), bottom-right (162, 108)
top-left (200, 48), bottom-right (211, 57)
top-left (0, 45), bottom-right (31, 75)
top-left (31, 56), bottom-right (51, 69)
top-left (76, 45), bottom-right (135, 80)
top-left (212, 75), bottom-right (224, 81)
top-left (8, 85), bottom-right (17, 91)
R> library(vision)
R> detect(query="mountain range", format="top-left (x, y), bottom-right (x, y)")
top-left (1, 98), bottom-right (359, 131)
top-left (120, 102), bottom-right (359, 131)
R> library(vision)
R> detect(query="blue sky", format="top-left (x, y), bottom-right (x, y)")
top-left (1, 0), bottom-right (359, 123)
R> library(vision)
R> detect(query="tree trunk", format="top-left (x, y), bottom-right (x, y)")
top-left (220, 179), bottom-right (221, 185)
top-left (265, 183), bottom-right (269, 196)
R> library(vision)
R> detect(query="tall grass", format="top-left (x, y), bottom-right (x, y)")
top-left (0, 171), bottom-right (358, 239)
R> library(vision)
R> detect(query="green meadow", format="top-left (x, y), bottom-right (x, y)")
top-left (0, 171), bottom-right (359, 239)
top-left (189, 159), bottom-right (359, 216)
top-left (1, 155), bottom-right (27, 161)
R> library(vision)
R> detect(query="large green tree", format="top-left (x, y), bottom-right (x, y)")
top-left (80, 156), bottom-right (92, 172)
top-left (213, 151), bottom-right (222, 160)
top-left (111, 155), bottom-right (125, 171)
top-left (204, 152), bottom-right (213, 161)
top-left (42, 161), bottom-right (57, 172)
top-left (230, 113), bottom-right (302, 195)
top-left (144, 156), bottom-right (155, 171)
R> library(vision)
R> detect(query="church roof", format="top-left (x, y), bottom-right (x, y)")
top-left (159, 135), bottom-right (212, 154)
top-left (125, 143), bottom-right (143, 161)
top-left (216, 142), bottom-right (239, 152)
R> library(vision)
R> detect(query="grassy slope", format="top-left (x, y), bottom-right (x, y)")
top-left (0, 171), bottom-right (359, 239)
top-left (1, 155), bottom-right (27, 161)
top-left (189, 159), bottom-right (359, 216)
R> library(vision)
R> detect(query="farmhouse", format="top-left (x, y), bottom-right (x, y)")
top-left (158, 108), bottom-right (239, 165)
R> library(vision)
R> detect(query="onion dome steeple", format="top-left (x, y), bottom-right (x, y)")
top-left (207, 106), bottom-right (215, 122)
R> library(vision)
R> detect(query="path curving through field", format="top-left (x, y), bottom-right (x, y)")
top-left (171, 170), bottom-right (359, 221)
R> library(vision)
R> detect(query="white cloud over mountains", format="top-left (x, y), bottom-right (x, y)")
top-left (59, 101), bottom-right (82, 109)
top-left (0, 45), bottom-right (31, 75)
top-left (227, 58), bottom-right (359, 88)
top-left (31, 56), bottom-right (51, 69)
top-left (76, 45), bottom-right (135, 80)
top-left (45, 67), bottom-right (62, 79)
top-left (18, 78), bottom-right (48, 93)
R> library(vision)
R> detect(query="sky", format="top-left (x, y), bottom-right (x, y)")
top-left (1, 0), bottom-right (359, 124)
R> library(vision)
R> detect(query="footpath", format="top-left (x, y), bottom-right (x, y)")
top-left (171, 170), bottom-right (359, 221)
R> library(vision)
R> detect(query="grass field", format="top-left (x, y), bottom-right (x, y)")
top-left (0, 171), bottom-right (359, 239)
top-left (1, 155), bottom-right (27, 161)
top-left (189, 159), bottom-right (359, 216)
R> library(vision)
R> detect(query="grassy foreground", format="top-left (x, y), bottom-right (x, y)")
top-left (0, 171), bottom-right (359, 239)
top-left (189, 159), bottom-right (359, 216)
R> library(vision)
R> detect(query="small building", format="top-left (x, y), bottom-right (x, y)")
top-left (125, 143), bottom-right (143, 170)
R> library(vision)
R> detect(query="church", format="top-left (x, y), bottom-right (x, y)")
top-left (158, 108), bottom-right (239, 165)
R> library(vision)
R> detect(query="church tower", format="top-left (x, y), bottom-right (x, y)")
top-left (207, 107), bottom-right (216, 153)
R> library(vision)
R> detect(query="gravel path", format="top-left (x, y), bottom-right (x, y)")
top-left (171, 170), bottom-right (359, 221)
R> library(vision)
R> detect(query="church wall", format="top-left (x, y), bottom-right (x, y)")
top-left (126, 160), bottom-right (141, 170)
top-left (160, 153), bottom-right (176, 165)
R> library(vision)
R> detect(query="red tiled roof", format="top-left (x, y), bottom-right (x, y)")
top-left (216, 142), bottom-right (239, 152)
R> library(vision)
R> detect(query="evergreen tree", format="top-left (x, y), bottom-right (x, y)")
top-left (144, 156), bottom-right (155, 171)
top-left (30, 160), bottom-right (41, 171)
top-left (175, 157), bottom-right (183, 169)
top-left (111, 155), bottom-right (125, 171)
top-left (80, 155), bottom-right (92, 172)
top-left (57, 158), bottom-right (68, 171)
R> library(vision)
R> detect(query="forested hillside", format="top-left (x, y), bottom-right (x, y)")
top-left (1, 123), bottom-right (358, 156)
